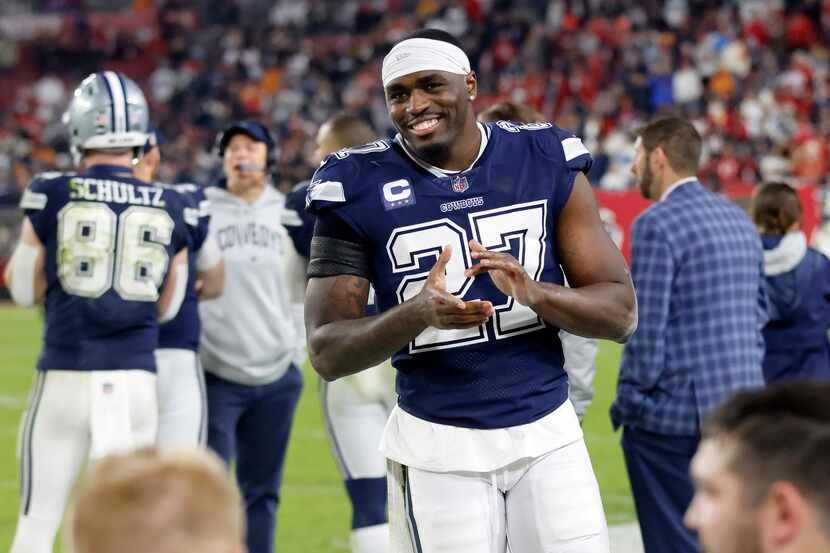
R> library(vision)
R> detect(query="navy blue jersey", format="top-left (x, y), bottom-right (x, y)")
top-left (158, 184), bottom-right (211, 351)
top-left (284, 180), bottom-right (380, 317)
top-left (284, 181), bottom-right (316, 258)
top-left (20, 164), bottom-right (191, 372)
top-left (307, 122), bottom-right (592, 429)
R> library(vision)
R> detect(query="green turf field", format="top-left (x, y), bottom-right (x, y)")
top-left (0, 304), bottom-right (634, 551)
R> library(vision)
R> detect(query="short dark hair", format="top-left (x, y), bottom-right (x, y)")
top-left (478, 101), bottom-right (545, 124)
top-left (635, 117), bottom-right (702, 175)
top-left (750, 181), bottom-right (802, 235)
top-left (324, 112), bottom-right (377, 148)
top-left (702, 382), bottom-right (830, 534)
top-left (401, 28), bottom-right (464, 50)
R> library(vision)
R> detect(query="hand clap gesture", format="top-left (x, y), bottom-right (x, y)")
top-left (465, 239), bottom-right (537, 306)
top-left (415, 245), bottom-right (494, 329)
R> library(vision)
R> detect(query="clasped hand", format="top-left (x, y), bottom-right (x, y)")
top-left (414, 240), bottom-right (536, 330)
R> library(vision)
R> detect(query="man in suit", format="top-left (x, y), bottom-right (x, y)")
top-left (611, 117), bottom-right (767, 553)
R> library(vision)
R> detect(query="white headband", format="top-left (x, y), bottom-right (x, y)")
top-left (381, 38), bottom-right (471, 88)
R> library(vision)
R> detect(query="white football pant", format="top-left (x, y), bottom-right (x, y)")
top-left (156, 348), bottom-right (207, 448)
top-left (321, 360), bottom-right (396, 553)
top-left (388, 438), bottom-right (610, 553)
top-left (11, 369), bottom-right (157, 553)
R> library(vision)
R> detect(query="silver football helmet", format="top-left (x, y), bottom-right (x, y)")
top-left (64, 71), bottom-right (149, 164)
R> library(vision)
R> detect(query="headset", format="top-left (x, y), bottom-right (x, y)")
top-left (215, 121), bottom-right (277, 173)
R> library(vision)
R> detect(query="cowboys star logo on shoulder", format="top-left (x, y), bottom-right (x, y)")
top-left (451, 175), bottom-right (469, 193)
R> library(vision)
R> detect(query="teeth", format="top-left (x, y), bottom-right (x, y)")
top-left (413, 118), bottom-right (439, 131)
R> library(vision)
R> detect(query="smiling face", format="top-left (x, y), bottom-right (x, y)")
top-left (385, 69), bottom-right (477, 167)
top-left (685, 439), bottom-right (763, 553)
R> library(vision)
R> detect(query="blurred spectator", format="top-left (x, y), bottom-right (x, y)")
top-left (0, 0), bottom-right (828, 193)
top-left (750, 182), bottom-right (830, 384)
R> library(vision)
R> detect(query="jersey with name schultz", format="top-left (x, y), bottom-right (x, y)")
top-left (20, 165), bottom-right (191, 372)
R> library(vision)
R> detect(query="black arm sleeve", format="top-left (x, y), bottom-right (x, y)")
top-left (307, 211), bottom-right (371, 279)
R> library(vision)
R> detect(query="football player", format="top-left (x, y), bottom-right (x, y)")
top-left (304, 30), bottom-right (637, 553)
top-left (285, 112), bottom-right (395, 553)
top-left (134, 128), bottom-right (225, 448)
top-left (4, 71), bottom-right (191, 553)
top-left (478, 100), bottom-right (600, 422)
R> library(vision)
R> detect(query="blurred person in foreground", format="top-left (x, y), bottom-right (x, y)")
top-left (200, 121), bottom-right (306, 553)
top-left (612, 116), bottom-right (767, 553)
top-left (478, 100), bottom-right (600, 422)
top-left (71, 448), bottom-right (246, 553)
top-left (284, 112), bottom-right (395, 553)
top-left (5, 71), bottom-right (191, 553)
top-left (750, 182), bottom-right (830, 383)
top-left (685, 381), bottom-right (830, 553)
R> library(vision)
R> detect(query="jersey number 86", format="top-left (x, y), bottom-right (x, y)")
top-left (57, 202), bottom-right (174, 301)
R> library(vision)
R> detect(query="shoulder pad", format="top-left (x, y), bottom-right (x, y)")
top-left (20, 172), bottom-right (74, 210)
top-left (34, 171), bottom-right (75, 181)
top-left (169, 182), bottom-right (200, 194)
top-left (20, 187), bottom-right (48, 210)
top-left (493, 121), bottom-right (593, 174)
top-left (306, 154), bottom-right (360, 213)
top-left (327, 140), bottom-right (392, 161)
top-left (285, 183), bottom-right (309, 219)
top-left (167, 182), bottom-right (209, 214)
top-left (307, 140), bottom-right (399, 215)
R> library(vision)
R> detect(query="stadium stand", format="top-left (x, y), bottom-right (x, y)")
top-left (0, 0), bottom-right (828, 286)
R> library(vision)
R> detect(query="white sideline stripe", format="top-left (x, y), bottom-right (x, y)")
top-left (0, 479), bottom-right (18, 491)
top-left (0, 394), bottom-right (26, 409)
top-left (561, 137), bottom-right (590, 162)
top-left (609, 522), bottom-right (644, 553)
top-left (281, 483), bottom-right (343, 495)
top-left (330, 538), bottom-right (350, 550)
top-left (296, 428), bottom-right (327, 440)
top-left (582, 432), bottom-right (620, 444)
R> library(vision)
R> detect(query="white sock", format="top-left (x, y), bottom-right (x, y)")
top-left (351, 523), bottom-right (389, 553)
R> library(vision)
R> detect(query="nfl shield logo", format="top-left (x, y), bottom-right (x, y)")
top-left (451, 176), bottom-right (469, 193)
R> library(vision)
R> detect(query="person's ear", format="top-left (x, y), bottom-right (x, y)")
top-left (465, 72), bottom-right (477, 101)
top-left (758, 482), bottom-right (809, 550)
top-left (650, 147), bottom-right (667, 171)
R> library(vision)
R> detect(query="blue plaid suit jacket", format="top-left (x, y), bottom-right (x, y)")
top-left (611, 181), bottom-right (767, 436)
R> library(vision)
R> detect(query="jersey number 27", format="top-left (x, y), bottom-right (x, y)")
top-left (387, 200), bottom-right (548, 353)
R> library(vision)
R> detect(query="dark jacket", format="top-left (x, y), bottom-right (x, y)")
top-left (761, 233), bottom-right (830, 383)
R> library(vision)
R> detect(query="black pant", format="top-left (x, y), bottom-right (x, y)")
top-left (206, 365), bottom-right (303, 553)
top-left (622, 426), bottom-right (701, 553)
